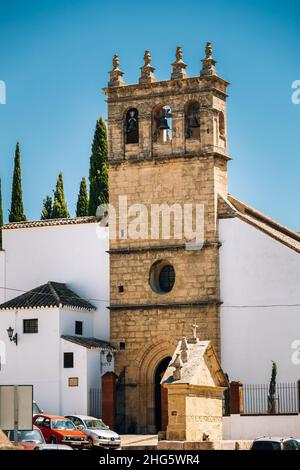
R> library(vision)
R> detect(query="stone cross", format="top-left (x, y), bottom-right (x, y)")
top-left (192, 324), bottom-right (198, 339)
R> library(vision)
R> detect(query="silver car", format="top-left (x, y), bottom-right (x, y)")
top-left (66, 415), bottom-right (121, 449)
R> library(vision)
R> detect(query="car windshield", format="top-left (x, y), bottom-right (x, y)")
top-left (32, 402), bottom-right (42, 414)
top-left (84, 419), bottom-right (109, 430)
top-left (252, 441), bottom-right (282, 450)
top-left (51, 419), bottom-right (76, 430)
top-left (16, 430), bottom-right (44, 443)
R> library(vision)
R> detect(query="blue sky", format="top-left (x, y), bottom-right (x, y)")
top-left (0, 0), bottom-right (299, 228)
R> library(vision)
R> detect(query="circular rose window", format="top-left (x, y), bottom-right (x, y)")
top-left (149, 260), bottom-right (175, 294)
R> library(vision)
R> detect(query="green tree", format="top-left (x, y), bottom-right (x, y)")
top-left (88, 117), bottom-right (108, 216)
top-left (76, 177), bottom-right (89, 217)
top-left (0, 176), bottom-right (3, 249)
top-left (41, 195), bottom-right (53, 220)
top-left (9, 142), bottom-right (26, 222)
top-left (268, 360), bottom-right (277, 414)
top-left (52, 173), bottom-right (70, 219)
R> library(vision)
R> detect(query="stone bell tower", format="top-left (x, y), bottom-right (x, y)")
top-left (104, 43), bottom-right (230, 434)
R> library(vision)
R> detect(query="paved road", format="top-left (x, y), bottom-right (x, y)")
top-left (121, 434), bottom-right (158, 448)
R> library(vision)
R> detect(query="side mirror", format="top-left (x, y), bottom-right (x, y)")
top-left (77, 425), bottom-right (84, 431)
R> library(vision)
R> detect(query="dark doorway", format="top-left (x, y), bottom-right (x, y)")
top-left (154, 356), bottom-right (172, 432)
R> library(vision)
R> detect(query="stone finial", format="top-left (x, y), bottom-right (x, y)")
top-left (170, 353), bottom-right (183, 381)
top-left (171, 46), bottom-right (187, 80)
top-left (180, 337), bottom-right (189, 363)
top-left (108, 54), bottom-right (125, 87)
top-left (139, 50), bottom-right (157, 85)
top-left (200, 41), bottom-right (217, 77)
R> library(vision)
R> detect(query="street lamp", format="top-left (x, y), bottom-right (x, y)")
top-left (7, 326), bottom-right (18, 346)
top-left (106, 351), bottom-right (113, 363)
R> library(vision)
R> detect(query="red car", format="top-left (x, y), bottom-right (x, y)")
top-left (33, 414), bottom-right (90, 449)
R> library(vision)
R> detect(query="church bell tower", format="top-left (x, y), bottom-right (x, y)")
top-left (104, 43), bottom-right (230, 433)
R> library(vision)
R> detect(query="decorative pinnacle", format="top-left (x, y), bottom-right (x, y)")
top-left (108, 54), bottom-right (125, 87)
top-left (180, 337), bottom-right (189, 363)
top-left (144, 50), bottom-right (152, 66)
top-left (200, 41), bottom-right (217, 77)
top-left (171, 46), bottom-right (187, 80)
top-left (170, 353), bottom-right (183, 381)
top-left (139, 50), bottom-right (157, 85)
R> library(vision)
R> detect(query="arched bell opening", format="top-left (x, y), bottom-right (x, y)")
top-left (185, 100), bottom-right (200, 140)
top-left (152, 105), bottom-right (172, 144)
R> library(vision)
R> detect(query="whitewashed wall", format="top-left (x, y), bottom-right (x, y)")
top-left (0, 250), bottom-right (5, 304)
top-left (223, 414), bottom-right (300, 440)
top-left (0, 307), bottom-right (61, 413)
top-left (59, 309), bottom-right (94, 337)
top-left (60, 339), bottom-right (88, 416)
top-left (1, 223), bottom-right (109, 339)
top-left (219, 217), bottom-right (300, 383)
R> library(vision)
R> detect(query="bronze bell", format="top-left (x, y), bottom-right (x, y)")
top-left (158, 108), bottom-right (171, 130)
top-left (159, 117), bottom-right (170, 130)
top-left (189, 116), bottom-right (200, 128)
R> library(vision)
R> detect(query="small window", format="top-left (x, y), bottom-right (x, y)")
top-left (64, 352), bottom-right (74, 368)
top-left (118, 285), bottom-right (124, 293)
top-left (75, 321), bottom-right (83, 336)
top-left (23, 319), bottom-right (38, 334)
top-left (120, 342), bottom-right (126, 350)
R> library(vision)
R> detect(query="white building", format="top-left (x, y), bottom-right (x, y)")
top-left (0, 217), bottom-right (114, 416)
top-left (219, 194), bottom-right (300, 384)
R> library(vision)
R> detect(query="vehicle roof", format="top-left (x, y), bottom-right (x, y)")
top-left (34, 414), bottom-right (70, 420)
top-left (254, 437), bottom-right (295, 442)
top-left (66, 414), bottom-right (99, 420)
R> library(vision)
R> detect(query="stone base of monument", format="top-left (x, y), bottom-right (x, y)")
top-left (157, 439), bottom-right (252, 450)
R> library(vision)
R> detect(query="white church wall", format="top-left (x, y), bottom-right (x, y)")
top-left (219, 217), bottom-right (300, 383)
top-left (0, 307), bottom-right (61, 414)
top-left (223, 414), bottom-right (300, 440)
top-left (2, 222), bottom-right (109, 339)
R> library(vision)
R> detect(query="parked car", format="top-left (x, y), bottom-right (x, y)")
top-left (7, 426), bottom-right (45, 450)
top-left (33, 401), bottom-right (44, 416)
top-left (33, 414), bottom-right (90, 449)
top-left (35, 443), bottom-right (73, 450)
top-left (250, 437), bottom-right (300, 450)
top-left (66, 415), bottom-right (121, 449)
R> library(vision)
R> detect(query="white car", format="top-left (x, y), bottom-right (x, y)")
top-left (66, 415), bottom-right (121, 449)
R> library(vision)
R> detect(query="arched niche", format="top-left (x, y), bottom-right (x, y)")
top-left (125, 108), bottom-right (139, 144)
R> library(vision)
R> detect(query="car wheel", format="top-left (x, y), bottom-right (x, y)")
top-left (50, 436), bottom-right (57, 444)
top-left (88, 437), bottom-right (94, 447)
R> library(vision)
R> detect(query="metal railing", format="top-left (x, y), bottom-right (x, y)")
top-left (243, 382), bottom-right (299, 415)
top-left (89, 388), bottom-right (101, 418)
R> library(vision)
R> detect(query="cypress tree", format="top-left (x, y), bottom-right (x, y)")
top-left (88, 117), bottom-right (108, 216)
top-left (9, 142), bottom-right (26, 222)
top-left (52, 173), bottom-right (70, 219)
top-left (0, 177), bottom-right (3, 249)
top-left (41, 195), bottom-right (53, 220)
top-left (76, 177), bottom-right (89, 217)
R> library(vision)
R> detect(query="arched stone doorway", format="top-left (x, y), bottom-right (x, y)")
top-left (138, 341), bottom-right (175, 433)
top-left (154, 356), bottom-right (171, 432)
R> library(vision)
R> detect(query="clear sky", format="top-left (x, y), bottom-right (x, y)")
top-left (0, 0), bottom-right (299, 228)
